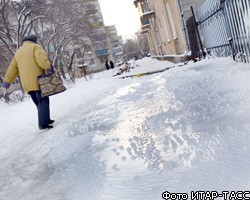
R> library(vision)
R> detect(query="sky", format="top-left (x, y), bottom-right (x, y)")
top-left (1, 56), bottom-right (250, 199)
top-left (99, 0), bottom-right (141, 39)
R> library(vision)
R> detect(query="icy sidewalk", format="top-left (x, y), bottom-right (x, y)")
top-left (97, 58), bottom-right (250, 199)
top-left (1, 57), bottom-right (250, 200)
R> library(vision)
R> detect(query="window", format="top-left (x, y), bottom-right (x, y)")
top-left (162, 14), bottom-right (170, 42)
top-left (166, 1), bottom-right (177, 39)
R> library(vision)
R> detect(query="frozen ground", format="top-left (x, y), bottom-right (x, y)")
top-left (0, 57), bottom-right (250, 200)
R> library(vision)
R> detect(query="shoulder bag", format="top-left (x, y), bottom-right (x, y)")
top-left (38, 66), bottom-right (67, 97)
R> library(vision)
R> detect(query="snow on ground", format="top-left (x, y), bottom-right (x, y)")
top-left (0, 57), bottom-right (250, 200)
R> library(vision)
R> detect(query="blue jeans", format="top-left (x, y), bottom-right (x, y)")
top-left (29, 91), bottom-right (50, 128)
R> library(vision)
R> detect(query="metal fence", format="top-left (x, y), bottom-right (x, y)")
top-left (196, 0), bottom-right (250, 62)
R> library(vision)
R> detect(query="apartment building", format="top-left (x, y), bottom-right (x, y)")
top-left (43, 0), bottom-right (109, 73)
top-left (134, 0), bottom-right (187, 63)
top-left (73, 1), bottom-right (124, 72)
top-left (79, 0), bottom-right (110, 72)
top-left (134, 0), bottom-right (206, 63)
top-left (53, 0), bottom-right (121, 73)
top-left (105, 25), bottom-right (124, 63)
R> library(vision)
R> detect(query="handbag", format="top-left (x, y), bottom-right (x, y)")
top-left (38, 66), bottom-right (66, 97)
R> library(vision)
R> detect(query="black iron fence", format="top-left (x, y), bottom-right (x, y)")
top-left (195, 0), bottom-right (250, 62)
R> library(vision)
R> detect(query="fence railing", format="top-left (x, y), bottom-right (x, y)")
top-left (196, 0), bottom-right (250, 62)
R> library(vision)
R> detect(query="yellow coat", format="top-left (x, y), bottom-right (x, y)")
top-left (3, 41), bottom-right (51, 93)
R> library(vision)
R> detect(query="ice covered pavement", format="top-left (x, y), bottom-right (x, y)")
top-left (1, 57), bottom-right (250, 200)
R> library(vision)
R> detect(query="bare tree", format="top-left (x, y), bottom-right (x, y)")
top-left (0, 0), bottom-right (16, 56)
top-left (0, 42), bottom-right (11, 77)
top-left (0, 0), bottom-right (46, 54)
top-left (124, 33), bottom-right (150, 60)
top-left (34, 0), bottom-right (92, 83)
top-left (0, 0), bottom-right (93, 92)
top-left (134, 33), bottom-right (150, 56)
top-left (0, 0), bottom-right (47, 99)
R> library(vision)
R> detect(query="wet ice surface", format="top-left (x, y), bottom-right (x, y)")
top-left (1, 58), bottom-right (250, 200)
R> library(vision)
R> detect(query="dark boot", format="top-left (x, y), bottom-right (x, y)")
top-left (49, 120), bottom-right (55, 124)
top-left (39, 124), bottom-right (53, 130)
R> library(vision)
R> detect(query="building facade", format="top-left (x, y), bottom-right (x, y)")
top-left (134, 0), bottom-right (206, 63)
top-left (105, 25), bottom-right (124, 63)
top-left (134, 0), bottom-right (187, 63)
top-left (79, 0), bottom-right (109, 72)
top-left (74, 0), bottom-right (124, 72)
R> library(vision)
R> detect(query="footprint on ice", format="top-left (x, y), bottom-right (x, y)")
top-left (127, 147), bottom-right (132, 152)
top-left (121, 156), bottom-right (126, 161)
top-left (131, 155), bottom-right (137, 160)
top-left (112, 164), bottom-right (120, 172)
top-left (133, 175), bottom-right (141, 183)
top-left (119, 146), bottom-right (124, 150)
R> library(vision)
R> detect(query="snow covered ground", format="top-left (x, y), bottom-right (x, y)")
top-left (1, 57), bottom-right (250, 200)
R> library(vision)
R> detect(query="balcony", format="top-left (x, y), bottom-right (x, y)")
top-left (112, 47), bottom-right (123, 55)
top-left (96, 49), bottom-right (109, 56)
top-left (111, 36), bottom-right (121, 42)
top-left (87, 9), bottom-right (97, 16)
top-left (136, 1), bottom-right (155, 21)
top-left (140, 26), bottom-right (149, 34)
top-left (141, 26), bottom-right (149, 33)
top-left (141, 7), bottom-right (155, 20)
top-left (91, 34), bottom-right (106, 44)
top-left (134, 0), bottom-right (142, 7)
top-left (140, 16), bottom-right (150, 34)
top-left (140, 16), bottom-right (150, 27)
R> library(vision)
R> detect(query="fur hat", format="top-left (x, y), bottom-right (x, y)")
top-left (22, 35), bottom-right (38, 43)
